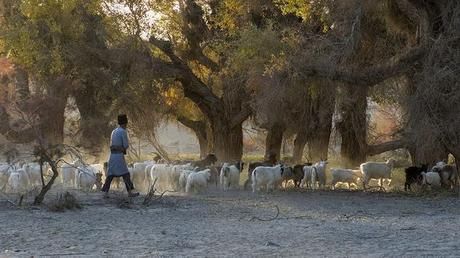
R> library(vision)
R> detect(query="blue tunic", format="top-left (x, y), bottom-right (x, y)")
top-left (107, 127), bottom-right (130, 176)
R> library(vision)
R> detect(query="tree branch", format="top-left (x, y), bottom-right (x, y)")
top-left (0, 105), bottom-right (36, 143)
top-left (302, 46), bottom-right (426, 86)
top-left (230, 104), bottom-right (252, 128)
top-left (149, 36), bottom-right (223, 119)
top-left (181, 0), bottom-right (219, 71)
top-left (188, 48), bottom-right (220, 72)
top-left (176, 115), bottom-right (207, 140)
top-left (367, 139), bottom-right (406, 156)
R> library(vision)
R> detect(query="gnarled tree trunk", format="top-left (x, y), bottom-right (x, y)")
top-left (264, 123), bottom-right (285, 161)
top-left (177, 116), bottom-right (209, 159)
top-left (338, 85), bottom-right (368, 166)
top-left (37, 78), bottom-right (69, 146)
top-left (211, 118), bottom-right (243, 161)
top-left (293, 132), bottom-right (307, 163)
top-left (74, 89), bottom-right (111, 158)
top-left (307, 130), bottom-right (332, 162)
top-left (307, 85), bottom-right (335, 162)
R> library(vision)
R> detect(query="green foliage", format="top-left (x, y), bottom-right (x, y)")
top-left (2, 0), bottom-right (106, 80)
top-left (228, 25), bottom-right (288, 76)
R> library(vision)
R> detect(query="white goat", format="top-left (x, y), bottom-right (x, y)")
top-left (149, 164), bottom-right (193, 192)
top-left (301, 165), bottom-right (316, 188)
top-left (149, 164), bottom-right (171, 192)
top-left (330, 168), bottom-right (362, 190)
top-left (432, 161), bottom-right (447, 172)
top-left (23, 163), bottom-right (43, 187)
top-left (171, 164), bottom-right (193, 191)
top-left (60, 160), bottom-right (84, 187)
top-left (186, 169), bottom-right (211, 193)
top-left (421, 171), bottom-right (441, 189)
top-left (179, 169), bottom-right (195, 192)
top-left (130, 162), bottom-right (151, 192)
top-left (61, 163), bottom-right (78, 187)
top-left (7, 168), bottom-right (30, 194)
top-left (251, 165), bottom-right (284, 193)
top-left (310, 161), bottom-right (328, 190)
top-left (75, 166), bottom-right (97, 191)
top-left (220, 163), bottom-right (241, 191)
top-left (433, 163), bottom-right (458, 188)
top-left (360, 159), bottom-right (395, 190)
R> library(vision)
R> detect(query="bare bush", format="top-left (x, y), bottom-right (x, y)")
top-left (47, 192), bottom-right (82, 212)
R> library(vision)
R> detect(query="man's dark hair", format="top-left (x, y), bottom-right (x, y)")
top-left (118, 114), bottom-right (128, 125)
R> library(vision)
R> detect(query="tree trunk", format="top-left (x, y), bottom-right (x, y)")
top-left (211, 119), bottom-right (243, 161)
top-left (197, 134), bottom-right (208, 159)
top-left (339, 85), bottom-right (368, 166)
top-left (403, 72), bottom-right (449, 166)
top-left (149, 31), bottom-right (250, 163)
top-left (39, 97), bottom-right (66, 146)
top-left (38, 78), bottom-right (69, 146)
top-left (293, 132), bottom-right (308, 163)
top-left (264, 123), bottom-right (285, 161)
top-left (177, 116), bottom-right (209, 159)
top-left (305, 82), bottom-right (335, 162)
top-left (407, 145), bottom-right (448, 167)
top-left (307, 130), bottom-right (332, 161)
top-left (33, 159), bottom-right (59, 205)
top-left (209, 75), bottom-right (249, 162)
top-left (74, 91), bottom-right (111, 156)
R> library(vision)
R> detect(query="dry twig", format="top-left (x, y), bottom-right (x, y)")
top-left (142, 178), bottom-right (171, 206)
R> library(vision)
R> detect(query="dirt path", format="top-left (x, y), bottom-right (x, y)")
top-left (1, 190), bottom-right (459, 257)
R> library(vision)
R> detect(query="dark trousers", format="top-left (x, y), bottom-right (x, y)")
top-left (101, 173), bottom-right (134, 192)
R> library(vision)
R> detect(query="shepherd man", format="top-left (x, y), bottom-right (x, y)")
top-left (101, 114), bottom-right (139, 198)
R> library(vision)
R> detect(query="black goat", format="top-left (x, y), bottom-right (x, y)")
top-left (404, 164), bottom-right (428, 191)
top-left (286, 164), bottom-right (312, 188)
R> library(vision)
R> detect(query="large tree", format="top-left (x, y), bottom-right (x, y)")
top-left (145, 0), bottom-right (296, 161)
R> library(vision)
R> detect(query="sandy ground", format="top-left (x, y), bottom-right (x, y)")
top-left (1, 188), bottom-right (460, 257)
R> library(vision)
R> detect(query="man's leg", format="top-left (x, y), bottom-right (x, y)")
top-left (121, 173), bottom-right (139, 196)
top-left (101, 175), bottom-right (115, 193)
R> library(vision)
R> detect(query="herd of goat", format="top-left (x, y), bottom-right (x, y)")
top-left (0, 154), bottom-right (458, 195)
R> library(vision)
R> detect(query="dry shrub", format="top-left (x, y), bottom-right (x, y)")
top-left (47, 192), bottom-right (82, 212)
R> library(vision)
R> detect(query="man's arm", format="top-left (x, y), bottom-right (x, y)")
top-left (122, 129), bottom-right (129, 152)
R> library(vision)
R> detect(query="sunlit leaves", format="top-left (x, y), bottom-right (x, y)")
top-left (210, 0), bottom-right (246, 34)
top-left (274, 0), bottom-right (312, 21)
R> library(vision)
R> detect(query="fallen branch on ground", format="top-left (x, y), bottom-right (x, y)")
top-left (250, 205), bottom-right (280, 221)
